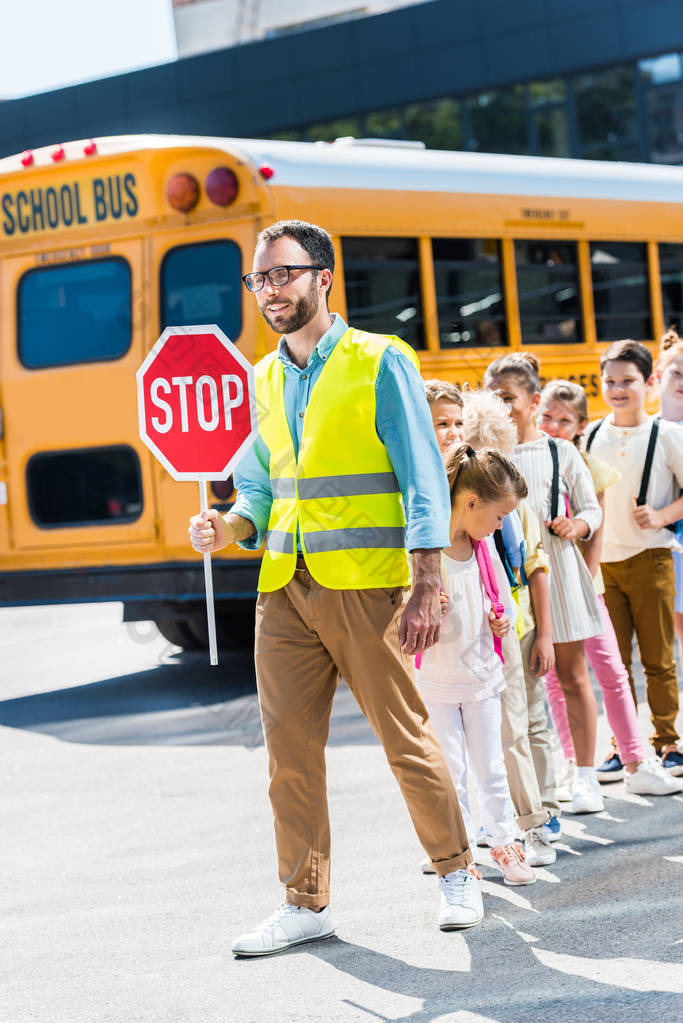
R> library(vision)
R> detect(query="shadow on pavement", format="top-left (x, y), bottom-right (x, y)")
top-left (0, 655), bottom-right (376, 749)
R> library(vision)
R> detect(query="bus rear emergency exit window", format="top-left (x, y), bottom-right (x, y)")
top-left (27, 445), bottom-right (142, 528)
top-left (18, 257), bottom-right (132, 369)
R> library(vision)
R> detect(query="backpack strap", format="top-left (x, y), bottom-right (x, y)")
top-left (472, 538), bottom-right (505, 665)
top-left (585, 418), bottom-right (603, 453)
top-left (493, 528), bottom-right (517, 590)
top-left (637, 417), bottom-right (660, 507)
top-left (547, 437), bottom-right (560, 532)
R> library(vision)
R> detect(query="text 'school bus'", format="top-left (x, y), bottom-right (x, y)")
top-left (1, 135), bottom-right (681, 648)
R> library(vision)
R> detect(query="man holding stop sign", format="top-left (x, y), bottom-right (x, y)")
top-left (189, 220), bottom-right (479, 956)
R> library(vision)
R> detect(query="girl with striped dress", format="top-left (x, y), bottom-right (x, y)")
top-left (484, 353), bottom-right (605, 814)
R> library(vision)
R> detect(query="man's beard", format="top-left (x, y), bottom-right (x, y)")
top-left (259, 279), bottom-right (319, 334)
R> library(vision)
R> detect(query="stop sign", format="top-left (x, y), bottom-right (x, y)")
top-left (136, 324), bottom-right (257, 481)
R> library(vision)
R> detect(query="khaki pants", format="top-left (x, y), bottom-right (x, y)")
top-left (500, 630), bottom-right (550, 832)
top-left (519, 630), bottom-right (560, 818)
top-left (255, 564), bottom-right (472, 909)
top-left (602, 548), bottom-right (680, 749)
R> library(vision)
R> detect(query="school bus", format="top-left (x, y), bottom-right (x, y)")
top-left (1, 135), bottom-right (681, 648)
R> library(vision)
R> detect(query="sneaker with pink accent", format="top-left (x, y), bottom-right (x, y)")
top-left (490, 842), bottom-right (536, 886)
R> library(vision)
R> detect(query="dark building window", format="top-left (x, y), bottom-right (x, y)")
top-left (575, 65), bottom-right (640, 158)
top-left (515, 241), bottom-right (582, 344)
top-left (19, 258), bottom-right (131, 369)
top-left (590, 242), bottom-right (652, 341)
top-left (308, 116), bottom-right (363, 142)
top-left (405, 99), bottom-right (462, 150)
top-left (660, 242), bottom-right (683, 331)
top-left (161, 240), bottom-right (241, 342)
top-left (433, 238), bottom-right (507, 348)
top-left (27, 446), bottom-right (142, 528)
top-left (468, 87), bottom-right (528, 155)
top-left (342, 236), bottom-right (424, 349)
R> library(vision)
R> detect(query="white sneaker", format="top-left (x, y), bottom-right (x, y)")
top-left (524, 826), bottom-right (557, 866)
top-left (572, 773), bottom-right (605, 814)
top-left (556, 758), bottom-right (576, 802)
top-left (420, 856), bottom-right (436, 874)
top-left (231, 903), bottom-right (335, 957)
top-left (438, 869), bottom-right (484, 930)
top-left (624, 758), bottom-right (683, 796)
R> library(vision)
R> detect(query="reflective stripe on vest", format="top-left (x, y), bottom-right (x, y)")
top-left (255, 327), bottom-right (420, 591)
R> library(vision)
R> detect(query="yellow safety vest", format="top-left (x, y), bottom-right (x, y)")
top-left (254, 327), bottom-right (420, 592)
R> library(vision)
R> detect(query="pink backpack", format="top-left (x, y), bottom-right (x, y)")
top-left (415, 540), bottom-right (505, 669)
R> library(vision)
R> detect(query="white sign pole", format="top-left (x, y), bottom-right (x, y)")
top-left (199, 479), bottom-right (219, 666)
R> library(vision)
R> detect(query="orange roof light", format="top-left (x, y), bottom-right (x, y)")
top-left (166, 172), bottom-right (200, 212)
top-left (205, 166), bottom-right (239, 206)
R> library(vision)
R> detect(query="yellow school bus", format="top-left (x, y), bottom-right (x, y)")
top-left (0, 135), bottom-right (681, 646)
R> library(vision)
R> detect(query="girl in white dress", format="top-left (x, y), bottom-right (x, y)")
top-left (417, 444), bottom-right (536, 886)
top-left (484, 353), bottom-right (605, 813)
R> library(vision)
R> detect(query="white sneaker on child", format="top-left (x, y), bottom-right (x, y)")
top-left (524, 826), bottom-right (557, 866)
top-left (572, 773), bottom-right (604, 814)
top-left (624, 758), bottom-right (683, 795)
top-left (556, 758), bottom-right (576, 802)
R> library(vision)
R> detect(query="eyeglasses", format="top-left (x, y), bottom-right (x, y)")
top-left (242, 264), bottom-right (324, 293)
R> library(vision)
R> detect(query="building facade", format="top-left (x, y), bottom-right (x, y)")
top-left (1, 0), bottom-right (682, 165)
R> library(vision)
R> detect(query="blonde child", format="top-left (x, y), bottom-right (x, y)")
top-left (424, 379), bottom-right (465, 454)
top-left (538, 379), bottom-right (681, 796)
top-left (588, 340), bottom-right (683, 774)
top-left (416, 444), bottom-right (536, 887)
top-left (656, 328), bottom-right (683, 680)
top-left (485, 353), bottom-right (605, 814)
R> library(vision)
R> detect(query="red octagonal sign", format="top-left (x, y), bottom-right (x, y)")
top-left (136, 324), bottom-right (257, 481)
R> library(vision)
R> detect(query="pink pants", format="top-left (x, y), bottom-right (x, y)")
top-left (545, 594), bottom-right (645, 764)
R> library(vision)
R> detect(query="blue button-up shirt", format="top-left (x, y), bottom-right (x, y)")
top-left (233, 315), bottom-right (451, 552)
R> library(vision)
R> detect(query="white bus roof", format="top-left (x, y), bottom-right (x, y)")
top-left (1, 134), bottom-right (682, 205)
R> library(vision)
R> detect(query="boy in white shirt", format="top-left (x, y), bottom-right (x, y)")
top-left (587, 340), bottom-right (683, 772)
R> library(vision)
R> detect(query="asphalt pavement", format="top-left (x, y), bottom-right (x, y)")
top-left (1, 603), bottom-right (681, 1023)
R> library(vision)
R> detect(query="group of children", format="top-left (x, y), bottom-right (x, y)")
top-left (417, 331), bottom-right (683, 895)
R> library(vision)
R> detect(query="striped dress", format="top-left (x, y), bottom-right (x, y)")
top-left (513, 436), bottom-right (602, 644)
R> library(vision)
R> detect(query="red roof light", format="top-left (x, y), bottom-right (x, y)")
top-left (206, 167), bottom-right (239, 206)
top-left (51, 145), bottom-right (65, 162)
top-left (259, 163), bottom-right (275, 180)
top-left (83, 140), bottom-right (97, 156)
top-left (20, 150), bottom-right (34, 168)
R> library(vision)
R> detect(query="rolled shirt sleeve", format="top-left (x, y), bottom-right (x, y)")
top-left (232, 434), bottom-right (273, 550)
top-left (374, 346), bottom-right (451, 551)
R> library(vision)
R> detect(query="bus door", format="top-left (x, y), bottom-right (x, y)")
top-left (2, 239), bottom-right (159, 552)
top-left (150, 225), bottom-right (256, 551)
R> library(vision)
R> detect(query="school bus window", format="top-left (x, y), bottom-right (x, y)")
top-left (432, 238), bottom-right (507, 348)
top-left (27, 446), bottom-right (142, 528)
top-left (161, 240), bottom-right (242, 341)
top-left (19, 258), bottom-right (131, 369)
top-left (515, 240), bottom-right (582, 345)
top-left (590, 241), bottom-right (652, 341)
top-left (659, 242), bottom-right (683, 331)
top-left (341, 236), bottom-right (425, 350)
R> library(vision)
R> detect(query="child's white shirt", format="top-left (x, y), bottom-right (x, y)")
top-left (416, 536), bottom-right (514, 704)
top-left (588, 414), bottom-right (683, 562)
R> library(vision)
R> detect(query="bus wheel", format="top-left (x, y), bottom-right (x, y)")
top-left (154, 617), bottom-right (204, 650)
